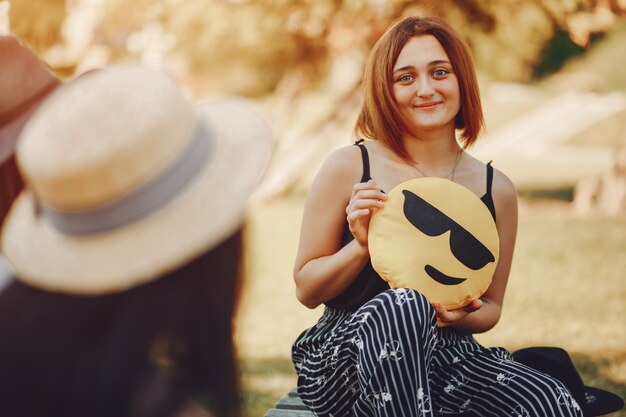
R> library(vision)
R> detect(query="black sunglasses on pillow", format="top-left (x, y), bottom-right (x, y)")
top-left (402, 190), bottom-right (495, 271)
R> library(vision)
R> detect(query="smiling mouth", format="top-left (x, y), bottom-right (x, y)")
top-left (414, 102), bottom-right (441, 109)
top-left (425, 265), bottom-right (466, 285)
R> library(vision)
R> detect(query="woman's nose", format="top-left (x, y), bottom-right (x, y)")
top-left (415, 76), bottom-right (435, 97)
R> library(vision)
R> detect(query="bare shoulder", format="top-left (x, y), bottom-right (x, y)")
top-left (491, 166), bottom-right (517, 200)
top-left (314, 144), bottom-right (364, 187)
top-left (461, 153), bottom-right (517, 213)
top-left (300, 144), bottom-right (364, 247)
top-left (490, 166), bottom-right (518, 222)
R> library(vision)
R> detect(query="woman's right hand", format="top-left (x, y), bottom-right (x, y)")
top-left (346, 179), bottom-right (387, 248)
top-left (294, 147), bottom-right (384, 308)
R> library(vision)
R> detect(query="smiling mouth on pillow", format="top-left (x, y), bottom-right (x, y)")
top-left (424, 265), bottom-right (466, 286)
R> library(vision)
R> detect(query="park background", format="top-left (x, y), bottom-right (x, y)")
top-left (4, 0), bottom-right (626, 415)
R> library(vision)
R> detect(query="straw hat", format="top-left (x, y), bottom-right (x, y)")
top-left (0, 35), bottom-right (60, 163)
top-left (1, 65), bottom-right (272, 295)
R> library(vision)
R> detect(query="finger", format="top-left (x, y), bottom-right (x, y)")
top-left (351, 180), bottom-right (383, 198)
top-left (435, 315), bottom-right (453, 328)
top-left (352, 189), bottom-right (388, 202)
top-left (348, 199), bottom-right (385, 212)
top-left (432, 301), bottom-right (449, 319)
top-left (463, 298), bottom-right (483, 312)
top-left (346, 208), bottom-right (371, 223)
top-left (349, 191), bottom-right (387, 205)
top-left (351, 180), bottom-right (379, 192)
top-left (432, 301), bottom-right (444, 312)
top-left (433, 302), bottom-right (467, 327)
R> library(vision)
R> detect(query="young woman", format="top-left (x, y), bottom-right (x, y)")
top-left (291, 16), bottom-right (583, 417)
top-left (0, 65), bottom-right (272, 417)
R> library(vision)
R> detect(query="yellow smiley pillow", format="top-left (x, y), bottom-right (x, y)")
top-left (368, 177), bottom-right (499, 310)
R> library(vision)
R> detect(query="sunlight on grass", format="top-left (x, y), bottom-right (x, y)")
top-left (239, 358), bottom-right (297, 417)
top-left (237, 197), bottom-right (626, 416)
top-left (477, 202), bottom-right (626, 357)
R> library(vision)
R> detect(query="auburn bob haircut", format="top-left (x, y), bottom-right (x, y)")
top-left (355, 16), bottom-right (484, 161)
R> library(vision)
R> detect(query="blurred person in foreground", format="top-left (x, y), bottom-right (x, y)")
top-left (291, 15), bottom-right (586, 417)
top-left (0, 35), bottom-right (61, 292)
top-left (0, 65), bottom-right (272, 417)
top-left (0, 35), bottom-right (61, 230)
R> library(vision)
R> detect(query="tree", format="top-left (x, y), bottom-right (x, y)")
top-left (9, 0), bottom-right (625, 198)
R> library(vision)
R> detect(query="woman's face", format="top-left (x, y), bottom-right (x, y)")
top-left (392, 35), bottom-right (461, 137)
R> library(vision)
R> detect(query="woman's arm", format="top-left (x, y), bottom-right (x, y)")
top-left (293, 146), bottom-right (387, 309)
top-left (434, 168), bottom-right (518, 333)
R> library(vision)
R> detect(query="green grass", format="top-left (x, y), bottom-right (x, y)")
top-left (237, 197), bottom-right (626, 417)
top-left (556, 21), bottom-right (626, 93)
top-left (239, 357), bottom-right (297, 417)
top-left (239, 356), bottom-right (626, 417)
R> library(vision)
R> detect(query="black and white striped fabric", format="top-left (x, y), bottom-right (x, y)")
top-left (292, 289), bottom-right (584, 417)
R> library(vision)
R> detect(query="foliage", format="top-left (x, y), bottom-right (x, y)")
top-left (8, 1), bottom-right (626, 197)
top-left (9, 0), bottom-right (625, 95)
top-left (9, 0), bottom-right (66, 51)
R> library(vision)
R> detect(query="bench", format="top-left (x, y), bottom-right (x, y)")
top-left (262, 388), bottom-right (471, 417)
top-left (262, 388), bottom-right (472, 417)
top-left (263, 387), bottom-right (314, 417)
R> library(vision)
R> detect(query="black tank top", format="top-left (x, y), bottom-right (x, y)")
top-left (325, 143), bottom-right (496, 311)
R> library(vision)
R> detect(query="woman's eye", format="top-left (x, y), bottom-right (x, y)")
top-left (433, 69), bottom-right (448, 78)
top-left (398, 74), bottom-right (413, 83)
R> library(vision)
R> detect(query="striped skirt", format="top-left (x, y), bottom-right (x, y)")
top-left (292, 289), bottom-right (583, 417)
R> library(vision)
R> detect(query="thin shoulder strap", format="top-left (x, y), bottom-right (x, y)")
top-left (354, 139), bottom-right (371, 182)
top-left (484, 161), bottom-right (496, 221)
top-left (486, 161), bottom-right (494, 193)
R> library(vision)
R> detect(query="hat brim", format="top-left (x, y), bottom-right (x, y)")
top-left (583, 386), bottom-right (625, 417)
top-left (1, 100), bottom-right (272, 295)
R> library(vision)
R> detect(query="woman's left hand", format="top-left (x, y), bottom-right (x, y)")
top-left (432, 299), bottom-right (483, 328)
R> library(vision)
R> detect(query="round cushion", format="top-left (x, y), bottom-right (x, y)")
top-left (368, 177), bottom-right (499, 309)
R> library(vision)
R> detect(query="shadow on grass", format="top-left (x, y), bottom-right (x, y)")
top-left (518, 186), bottom-right (575, 202)
top-left (239, 357), bottom-right (298, 417)
top-left (569, 351), bottom-right (626, 417)
top-left (239, 353), bottom-right (626, 417)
